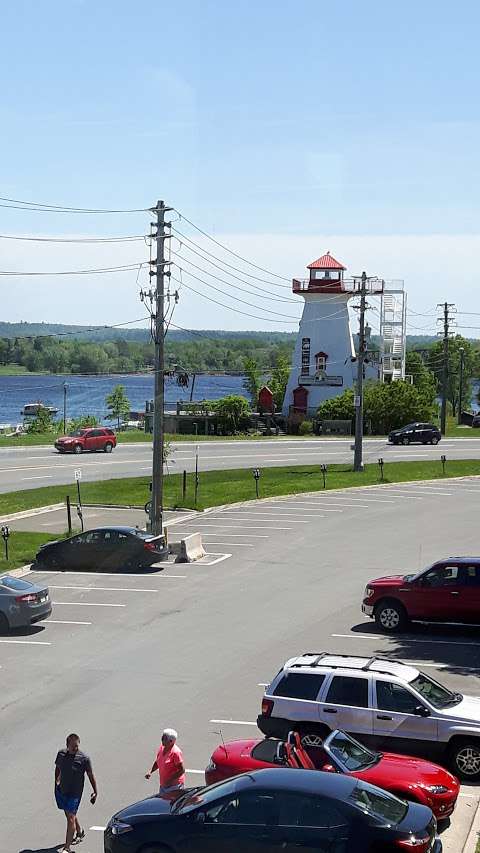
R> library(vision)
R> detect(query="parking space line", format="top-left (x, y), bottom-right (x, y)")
top-left (90, 826), bottom-right (106, 831)
top-left (52, 601), bottom-right (126, 607)
top-left (0, 638), bottom-right (51, 645)
top-left (186, 768), bottom-right (205, 775)
top-left (49, 585), bottom-right (160, 593)
top-left (199, 532), bottom-right (269, 538)
top-left (300, 502), bottom-right (370, 509)
top-left (41, 619), bottom-right (92, 625)
top-left (180, 524), bottom-right (293, 530)
top-left (199, 542), bottom-right (254, 547)
top-left (201, 554), bottom-right (232, 565)
top-left (215, 514), bottom-right (309, 523)
top-left (332, 633), bottom-right (480, 647)
top-left (210, 719), bottom-right (257, 726)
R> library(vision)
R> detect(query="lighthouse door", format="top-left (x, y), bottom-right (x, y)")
top-left (293, 386), bottom-right (308, 414)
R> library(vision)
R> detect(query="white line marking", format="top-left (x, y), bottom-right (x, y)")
top-left (201, 553), bottom-right (232, 565)
top-left (332, 633), bottom-right (480, 647)
top-left (0, 638), bottom-right (51, 645)
top-left (215, 514), bottom-right (309, 523)
top-left (199, 542), bottom-right (254, 547)
top-left (186, 768), bottom-right (205, 775)
top-left (198, 532), bottom-right (269, 538)
top-left (300, 502), bottom-right (370, 509)
top-left (31, 570), bottom-right (187, 578)
top-left (41, 619), bottom-right (92, 625)
top-left (258, 682), bottom-right (269, 687)
top-left (49, 585), bottom-right (160, 593)
top-left (52, 601), bottom-right (126, 607)
top-left (89, 826), bottom-right (106, 831)
top-left (21, 475), bottom-right (54, 480)
top-left (180, 524), bottom-right (292, 530)
top-left (210, 719), bottom-right (257, 726)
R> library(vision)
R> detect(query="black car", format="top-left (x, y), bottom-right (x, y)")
top-left (35, 526), bottom-right (168, 571)
top-left (388, 422), bottom-right (441, 445)
top-left (104, 768), bottom-right (440, 853)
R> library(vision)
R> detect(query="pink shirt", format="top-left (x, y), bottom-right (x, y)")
top-left (156, 743), bottom-right (185, 787)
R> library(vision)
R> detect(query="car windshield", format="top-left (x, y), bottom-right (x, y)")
top-left (0, 576), bottom-right (33, 591)
top-left (326, 731), bottom-right (381, 771)
top-left (410, 673), bottom-right (462, 708)
top-left (349, 781), bottom-right (408, 824)
top-left (172, 780), bottom-right (238, 815)
top-left (69, 429), bottom-right (88, 437)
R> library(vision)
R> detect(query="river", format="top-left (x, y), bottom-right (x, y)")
top-left (0, 373), bottom-right (247, 426)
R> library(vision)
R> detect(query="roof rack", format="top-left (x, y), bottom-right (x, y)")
top-left (289, 652), bottom-right (411, 677)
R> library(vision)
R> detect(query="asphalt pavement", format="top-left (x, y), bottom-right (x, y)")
top-left (3, 477), bottom-right (480, 851)
top-left (2, 435), bottom-right (480, 493)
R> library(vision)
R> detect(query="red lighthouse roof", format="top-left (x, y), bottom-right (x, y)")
top-left (307, 251), bottom-right (346, 271)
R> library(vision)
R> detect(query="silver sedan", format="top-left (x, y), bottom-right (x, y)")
top-left (0, 575), bottom-right (51, 631)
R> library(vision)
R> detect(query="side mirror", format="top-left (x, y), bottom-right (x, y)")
top-left (414, 705), bottom-right (430, 717)
top-left (195, 811), bottom-right (206, 824)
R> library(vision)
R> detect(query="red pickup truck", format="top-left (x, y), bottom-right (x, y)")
top-left (55, 427), bottom-right (117, 454)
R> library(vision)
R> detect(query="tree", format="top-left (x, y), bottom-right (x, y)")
top-left (68, 415), bottom-right (99, 431)
top-left (269, 353), bottom-right (291, 410)
top-left (426, 336), bottom-right (475, 416)
top-left (405, 350), bottom-right (437, 402)
top-left (317, 380), bottom-right (435, 434)
top-left (27, 409), bottom-right (57, 434)
top-left (213, 395), bottom-right (251, 434)
top-left (243, 357), bottom-right (262, 406)
top-left (105, 385), bottom-right (131, 428)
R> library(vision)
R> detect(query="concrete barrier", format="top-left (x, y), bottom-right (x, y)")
top-left (175, 532), bottom-right (206, 563)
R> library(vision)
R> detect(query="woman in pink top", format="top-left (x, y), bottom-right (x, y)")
top-left (145, 728), bottom-right (185, 796)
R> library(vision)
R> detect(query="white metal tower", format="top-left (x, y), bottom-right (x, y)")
top-left (379, 282), bottom-right (407, 382)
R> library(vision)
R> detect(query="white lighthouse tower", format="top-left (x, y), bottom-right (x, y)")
top-left (283, 252), bottom-right (358, 418)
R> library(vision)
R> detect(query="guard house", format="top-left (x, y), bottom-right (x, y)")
top-left (283, 252), bottom-right (383, 418)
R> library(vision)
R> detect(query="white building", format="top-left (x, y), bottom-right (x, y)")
top-left (283, 252), bottom-right (383, 418)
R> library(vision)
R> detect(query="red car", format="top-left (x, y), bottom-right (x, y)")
top-left (205, 729), bottom-right (459, 821)
top-left (55, 427), bottom-right (117, 454)
top-left (362, 557), bottom-right (480, 632)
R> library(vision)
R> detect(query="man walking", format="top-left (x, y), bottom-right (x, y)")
top-left (54, 733), bottom-right (97, 852)
top-left (145, 728), bottom-right (185, 796)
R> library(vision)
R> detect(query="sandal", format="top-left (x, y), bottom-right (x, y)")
top-left (74, 829), bottom-right (85, 843)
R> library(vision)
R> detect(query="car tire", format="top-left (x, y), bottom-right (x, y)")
top-left (401, 436), bottom-right (410, 445)
top-left (104, 442), bottom-right (113, 453)
top-left (431, 436), bottom-right (439, 445)
top-left (73, 444), bottom-right (83, 454)
top-left (448, 739), bottom-right (480, 781)
top-left (374, 599), bottom-right (408, 633)
top-left (0, 612), bottom-right (9, 634)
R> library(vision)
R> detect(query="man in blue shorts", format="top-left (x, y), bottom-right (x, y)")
top-left (55, 733), bottom-right (98, 852)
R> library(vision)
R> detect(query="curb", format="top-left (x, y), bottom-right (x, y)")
top-left (0, 503), bottom-right (65, 523)
top-left (463, 798), bottom-right (480, 853)
top-left (5, 564), bottom-right (32, 578)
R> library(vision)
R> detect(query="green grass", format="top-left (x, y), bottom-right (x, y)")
top-left (2, 459), bottom-right (480, 516)
top-left (0, 364), bottom-right (47, 375)
top-left (0, 531), bottom-right (64, 573)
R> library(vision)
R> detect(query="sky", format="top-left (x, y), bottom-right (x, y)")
top-left (0, 0), bottom-right (479, 337)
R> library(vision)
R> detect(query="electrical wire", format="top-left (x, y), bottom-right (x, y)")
top-left (170, 275), bottom-right (299, 325)
top-left (0, 233), bottom-right (148, 243)
top-left (0, 262), bottom-right (148, 276)
top-left (0, 316), bottom-right (151, 342)
top-left (173, 209), bottom-right (290, 282)
top-left (0, 194), bottom-right (148, 213)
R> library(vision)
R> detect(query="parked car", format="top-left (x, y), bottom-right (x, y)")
top-left (54, 427), bottom-right (116, 454)
top-left (257, 653), bottom-right (480, 780)
top-left (205, 728), bottom-right (459, 819)
top-left (105, 768), bottom-right (441, 853)
top-left (388, 422), bottom-right (441, 445)
top-left (0, 574), bottom-right (51, 632)
top-left (363, 556), bottom-right (480, 632)
top-left (34, 526), bottom-right (168, 571)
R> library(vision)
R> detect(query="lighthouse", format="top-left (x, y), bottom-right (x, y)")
top-left (283, 252), bottom-right (358, 418)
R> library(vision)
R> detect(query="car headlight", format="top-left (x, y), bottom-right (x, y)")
top-left (426, 785), bottom-right (449, 794)
top-left (364, 587), bottom-right (374, 598)
top-left (109, 818), bottom-right (133, 836)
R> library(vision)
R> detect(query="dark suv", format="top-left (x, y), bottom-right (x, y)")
top-left (55, 427), bottom-right (117, 454)
top-left (388, 422), bottom-right (440, 445)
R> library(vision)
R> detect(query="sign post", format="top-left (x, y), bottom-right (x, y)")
top-left (253, 468), bottom-right (261, 499)
top-left (74, 469), bottom-right (83, 530)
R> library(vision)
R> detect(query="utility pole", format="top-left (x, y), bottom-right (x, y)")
top-left (353, 272), bottom-right (368, 472)
top-left (150, 200), bottom-right (171, 536)
top-left (438, 302), bottom-right (455, 436)
top-left (458, 346), bottom-right (465, 425)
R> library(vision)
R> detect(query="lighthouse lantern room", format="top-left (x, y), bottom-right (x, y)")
top-left (283, 252), bottom-right (382, 418)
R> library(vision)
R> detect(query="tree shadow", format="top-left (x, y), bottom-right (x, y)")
top-left (350, 621), bottom-right (480, 677)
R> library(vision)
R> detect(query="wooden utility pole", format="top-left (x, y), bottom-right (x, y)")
top-left (353, 272), bottom-right (367, 472)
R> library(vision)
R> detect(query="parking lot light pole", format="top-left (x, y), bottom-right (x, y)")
top-left (63, 382), bottom-right (68, 434)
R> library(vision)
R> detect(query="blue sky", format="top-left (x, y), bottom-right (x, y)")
top-left (0, 0), bottom-right (479, 334)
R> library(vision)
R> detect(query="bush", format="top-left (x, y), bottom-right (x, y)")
top-left (68, 415), bottom-right (99, 432)
top-left (317, 381), bottom-right (435, 435)
top-left (298, 420), bottom-right (314, 435)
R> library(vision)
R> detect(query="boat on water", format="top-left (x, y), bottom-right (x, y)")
top-left (21, 401), bottom-right (59, 419)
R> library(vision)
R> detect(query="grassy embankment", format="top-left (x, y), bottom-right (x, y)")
top-left (2, 458), bottom-right (480, 572)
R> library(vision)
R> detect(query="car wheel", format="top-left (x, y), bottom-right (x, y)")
top-left (104, 442), bottom-right (113, 453)
top-left (73, 444), bottom-right (83, 454)
top-left (0, 612), bottom-right (9, 634)
top-left (401, 436), bottom-right (410, 445)
top-left (374, 600), bottom-right (407, 633)
top-left (431, 436), bottom-right (439, 445)
top-left (449, 739), bottom-right (480, 781)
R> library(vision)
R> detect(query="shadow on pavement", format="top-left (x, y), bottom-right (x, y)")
top-left (350, 621), bottom-right (480, 676)
top-left (19, 846), bottom-right (61, 853)
top-left (1, 624), bottom-right (45, 637)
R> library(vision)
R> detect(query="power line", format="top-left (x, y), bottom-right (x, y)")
top-left (0, 316), bottom-right (151, 341)
top-left (0, 194), bottom-right (148, 213)
top-left (170, 275), bottom-right (299, 325)
top-left (0, 233), bottom-right (148, 244)
top-left (173, 209), bottom-right (290, 282)
top-left (0, 262), bottom-right (148, 276)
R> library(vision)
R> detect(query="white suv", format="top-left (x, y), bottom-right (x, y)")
top-left (258, 653), bottom-right (480, 781)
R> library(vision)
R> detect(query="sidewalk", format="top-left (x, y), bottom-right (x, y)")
top-left (441, 789), bottom-right (480, 852)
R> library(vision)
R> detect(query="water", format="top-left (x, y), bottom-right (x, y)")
top-left (0, 373), bottom-right (247, 426)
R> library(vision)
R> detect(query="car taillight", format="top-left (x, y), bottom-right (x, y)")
top-left (262, 698), bottom-right (274, 717)
top-left (144, 541), bottom-right (156, 551)
top-left (15, 594), bottom-right (37, 603)
top-left (395, 832), bottom-right (431, 850)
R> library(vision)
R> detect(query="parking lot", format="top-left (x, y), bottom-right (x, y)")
top-left (4, 477), bottom-right (480, 851)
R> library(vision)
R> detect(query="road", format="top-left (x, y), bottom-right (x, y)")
top-left (3, 477), bottom-right (480, 850)
top-left (2, 436), bottom-right (480, 493)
